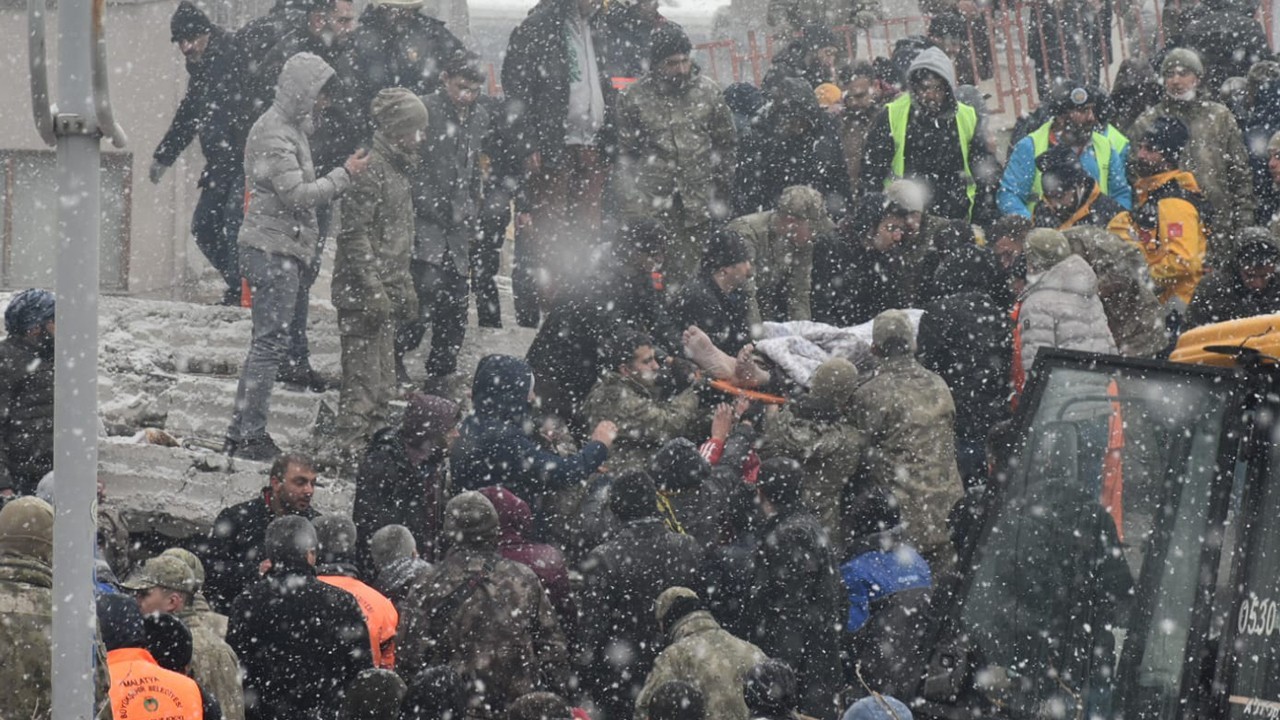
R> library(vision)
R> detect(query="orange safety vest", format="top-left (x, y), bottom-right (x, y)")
top-left (107, 647), bottom-right (204, 720)
top-left (320, 575), bottom-right (399, 669)
top-left (1101, 379), bottom-right (1125, 542)
top-left (1010, 301), bottom-right (1025, 407)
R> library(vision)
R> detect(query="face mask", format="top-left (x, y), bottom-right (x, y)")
top-left (1170, 89), bottom-right (1195, 102)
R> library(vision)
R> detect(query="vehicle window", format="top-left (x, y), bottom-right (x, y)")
top-left (960, 366), bottom-right (1233, 719)
top-left (1224, 423), bottom-right (1280, 719)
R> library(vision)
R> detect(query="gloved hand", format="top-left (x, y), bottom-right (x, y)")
top-left (148, 161), bottom-right (169, 184)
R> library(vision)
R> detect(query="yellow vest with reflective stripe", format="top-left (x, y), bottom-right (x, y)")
top-left (886, 94), bottom-right (977, 218)
top-left (1029, 121), bottom-right (1113, 203)
top-left (1106, 124), bottom-right (1129, 154)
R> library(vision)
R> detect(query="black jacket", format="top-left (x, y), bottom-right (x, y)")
top-left (747, 507), bottom-right (844, 719)
top-left (579, 517), bottom-right (703, 719)
top-left (152, 27), bottom-right (248, 189)
top-left (1188, 266), bottom-right (1280, 328)
top-left (526, 252), bottom-right (672, 413)
top-left (0, 336), bottom-right (53, 495)
top-left (812, 235), bottom-right (906, 327)
top-left (354, 428), bottom-right (447, 567)
top-left (227, 563), bottom-right (373, 720)
top-left (500, 0), bottom-right (614, 161)
top-left (199, 491), bottom-right (321, 613)
top-left (668, 272), bottom-right (752, 356)
top-left (347, 6), bottom-right (462, 119)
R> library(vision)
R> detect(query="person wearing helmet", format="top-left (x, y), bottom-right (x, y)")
top-left (0, 289), bottom-right (55, 497)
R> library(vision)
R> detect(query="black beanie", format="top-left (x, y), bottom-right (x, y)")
top-left (171, 1), bottom-right (214, 42)
top-left (610, 470), bottom-right (659, 522)
top-left (701, 228), bottom-right (752, 272)
top-left (846, 487), bottom-right (902, 539)
top-left (651, 438), bottom-right (710, 492)
top-left (1140, 115), bottom-right (1190, 160)
top-left (97, 593), bottom-right (147, 651)
top-left (757, 457), bottom-right (804, 508)
top-left (1036, 143), bottom-right (1092, 193)
top-left (650, 24), bottom-right (693, 67)
top-left (800, 24), bottom-right (840, 53)
top-left (145, 613), bottom-right (194, 672)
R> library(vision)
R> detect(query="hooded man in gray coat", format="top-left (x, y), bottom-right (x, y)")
top-left (226, 51), bottom-right (371, 461)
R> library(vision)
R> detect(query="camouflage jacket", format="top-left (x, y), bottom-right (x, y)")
top-left (851, 355), bottom-right (964, 555)
top-left (635, 611), bottom-right (768, 720)
top-left (728, 211), bottom-right (814, 326)
top-left (767, 0), bottom-right (882, 32)
top-left (332, 134), bottom-right (418, 321)
top-left (398, 545), bottom-right (568, 716)
top-left (177, 605), bottom-right (246, 720)
top-left (0, 556), bottom-right (112, 720)
top-left (582, 373), bottom-right (701, 474)
top-left (760, 397), bottom-right (865, 541)
top-left (616, 72), bottom-right (737, 227)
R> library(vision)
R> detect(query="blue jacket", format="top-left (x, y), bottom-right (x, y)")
top-left (998, 133), bottom-right (1132, 217)
top-left (450, 355), bottom-right (608, 498)
top-left (840, 546), bottom-right (932, 632)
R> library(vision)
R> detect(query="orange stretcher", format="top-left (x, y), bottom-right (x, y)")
top-left (708, 379), bottom-right (788, 405)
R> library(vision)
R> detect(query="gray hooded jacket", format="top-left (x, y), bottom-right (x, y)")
top-left (240, 52), bottom-right (351, 265)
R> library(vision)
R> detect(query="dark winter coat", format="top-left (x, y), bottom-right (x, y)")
top-left (917, 246), bottom-right (1012, 441)
top-left (600, 6), bottom-right (678, 79)
top-left (1181, 0), bottom-right (1272, 94)
top-left (354, 428), bottom-right (448, 565)
top-left (526, 252), bottom-right (671, 417)
top-left (479, 486), bottom-right (579, 641)
top-left (668, 272), bottom-right (753, 356)
top-left (414, 91), bottom-right (491, 274)
top-left (235, 5), bottom-right (303, 118)
top-left (1245, 78), bottom-right (1280, 226)
top-left (227, 562), bottom-right (373, 720)
top-left (580, 517), bottom-right (703, 720)
top-left (0, 337), bottom-right (52, 495)
top-left (397, 542), bottom-right (569, 715)
top-left (451, 355), bottom-right (609, 498)
top-left (501, 0), bottom-right (614, 161)
top-left (373, 556), bottom-right (433, 610)
top-left (812, 210), bottom-right (913, 327)
top-left (152, 26), bottom-right (248, 190)
top-left (1188, 231), bottom-right (1280, 328)
top-left (200, 490), bottom-right (320, 613)
top-left (747, 508), bottom-right (844, 719)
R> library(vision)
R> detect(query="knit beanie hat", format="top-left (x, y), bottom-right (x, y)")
top-left (0, 497), bottom-right (54, 566)
top-left (610, 470), bottom-right (659, 522)
top-left (1162, 47), bottom-right (1204, 77)
top-left (815, 83), bottom-right (843, 107)
top-left (650, 438), bottom-right (710, 492)
top-left (1024, 228), bottom-right (1072, 273)
top-left (650, 24), bottom-right (693, 66)
top-left (145, 613), bottom-right (194, 672)
top-left (443, 491), bottom-right (500, 546)
top-left (809, 356), bottom-right (860, 408)
top-left (872, 309), bottom-right (916, 357)
top-left (372, 88), bottom-right (429, 141)
top-left (800, 24), bottom-right (840, 53)
top-left (170, 0), bottom-right (214, 42)
top-left (756, 457), bottom-right (804, 507)
top-left (97, 593), bottom-right (147, 651)
top-left (1036, 142), bottom-right (1093, 194)
top-left (1140, 115), bottom-right (1190, 160)
top-left (701, 228), bottom-right (753, 272)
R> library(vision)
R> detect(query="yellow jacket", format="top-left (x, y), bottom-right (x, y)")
top-left (1107, 169), bottom-right (1207, 305)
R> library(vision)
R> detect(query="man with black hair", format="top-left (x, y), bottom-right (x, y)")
top-left (0, 289), bottom-right (55, 496)
top-left (581, 329), bottom-right (701, 474)
top-left (527, 219), bottom-right (674, 424)
top-left (1107, 115), bottom-right (1209, 306)
top-left (580, 471), bottom-right (702, 720)
top-left (202, 453), bottom-right (321, 612)
top-left (1030, 143), bottom-right (1126, 230)
top-left (616, 23), bottom-right (737, 288)
top-left (151, 2), bottom-right (250, 307)
top-left (398, 52), bottom-right (492, 389)
top-left (668, 229), bottom-right (754, 357)
top-left (999, 85), bottom-right (1132, 219)
top-left (742, 659), bottom-right (802, 720)
top-left (746, 458), bottom-right (843, 719)
top-left (228, 516), bottom-right (373, 720)
top-left (636, 586), bottom-right (767, 720)
top-left (1188, 227), bottom-right (1280, 327)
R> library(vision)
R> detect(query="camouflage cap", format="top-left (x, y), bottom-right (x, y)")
top-left (1162, 48), bottom-right (1203, 77)
top-left (160, 547), bottom-right (206, 590)
top-left (1024, 228), bottom-right (1072, 273)
top-left (121, 554), bottom-right (197, 595)
top-left (808, 357), bottom-right (859, 410)
top-left (654, 586), bottom-right (700, 623)
top-left (777, 185), bottom-right (835, 233)
top-left (443, 491), bottom-right (500, 545)
top-left (872, 309), bottom-right (916, 357)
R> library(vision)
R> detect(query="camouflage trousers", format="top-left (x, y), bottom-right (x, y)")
top-left (336, 309), bottom-right (395, 449)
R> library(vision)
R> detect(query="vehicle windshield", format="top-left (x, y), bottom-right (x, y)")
top-left (959, 362), bottom-right (1235, 720)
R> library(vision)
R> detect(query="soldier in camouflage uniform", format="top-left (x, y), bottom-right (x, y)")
top-left (398, 492), bottom-right (568, 717)
top-left (581, 329), bottom-right (702, 474)
top-left (615, 24), bottom-right (737, 288)
top-left (332, 87), bottom-right (429, 451)
top-left (766, 0), bottom-right (881, 35)
top-left (760, 357), bottom-right (865, 542)
top-left (1064, 226), bottom-right (1167, 358)
top-left (161, 548), bottom-right (246, 720)
top-left (851, 311), bottom-right (964, 571)
top-left (727, 185), bottom-right (833, 327)
top-left (636, 587), bottom-right (768, 720)
top-left (0, 497), bottom-right (112, 720)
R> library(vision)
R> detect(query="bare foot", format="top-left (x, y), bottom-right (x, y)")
top-left (682, 325), bottom-right (736, 380)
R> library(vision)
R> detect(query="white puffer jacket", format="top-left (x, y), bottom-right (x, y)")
top-left (1019, 254), bottom-right (1117, 374)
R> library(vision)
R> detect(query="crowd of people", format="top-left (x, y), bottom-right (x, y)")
top-left (1, 0), bottom-right (1280, 717)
